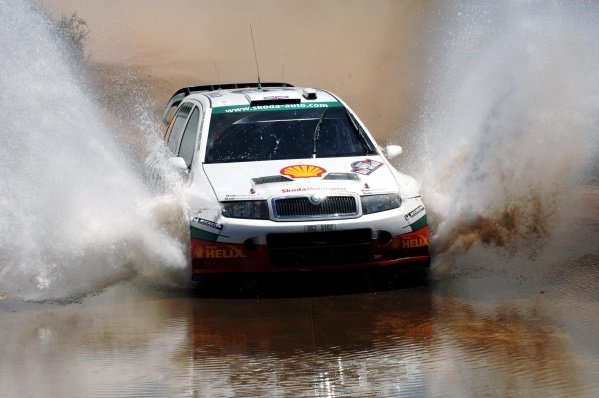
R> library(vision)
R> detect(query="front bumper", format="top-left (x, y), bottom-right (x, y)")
top-left (191, 224), bottom-right (430, 278)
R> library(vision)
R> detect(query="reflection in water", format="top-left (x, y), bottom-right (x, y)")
top-left (432, 299), bottom-right (579, 397)
top-left (186, 289), bottom-right (433, 397)
top-left (2, 264), bottom-right (599, 398)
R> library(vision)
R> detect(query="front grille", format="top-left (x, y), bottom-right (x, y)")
top-left (267, 229), bottom-right (372, 267)
top-left (273, 195), bottom-right (358, 220)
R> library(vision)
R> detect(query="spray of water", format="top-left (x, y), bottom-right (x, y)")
top-left (404, 1), bottom-right (599, 273)
top-left (0, 0), bottom-right (188, 301)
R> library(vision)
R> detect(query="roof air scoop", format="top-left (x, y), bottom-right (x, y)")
top-left (302, 88), bottom-right (317, 100)
top-left (250, 98), bottom-right (301, 107)
top-left (246, 91), bottom-right (303, 107)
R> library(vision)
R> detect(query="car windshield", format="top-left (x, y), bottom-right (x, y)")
top-left (204, 103), bottom-right (376, 163)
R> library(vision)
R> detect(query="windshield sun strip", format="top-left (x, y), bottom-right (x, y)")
top-left (211, 101), bottom-right (343, 114)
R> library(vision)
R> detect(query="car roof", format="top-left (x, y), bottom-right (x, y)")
top-left (193, 86), bottom-right (339, 108)
top-left (162, 83), bottom-right (341, 125)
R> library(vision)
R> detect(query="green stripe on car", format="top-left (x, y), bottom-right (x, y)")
top-left (190, 227), bottom-right (219, 241)
top-left (410, 215), bottom-right (428, 231)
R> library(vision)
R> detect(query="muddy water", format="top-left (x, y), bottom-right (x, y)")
top-left (2, 235), bottom-right (599, 397)
top-left (2, 188), bottom-right (599, 397)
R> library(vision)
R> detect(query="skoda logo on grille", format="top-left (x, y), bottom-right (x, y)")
top-left (308, 194), bottom-right (324, 206)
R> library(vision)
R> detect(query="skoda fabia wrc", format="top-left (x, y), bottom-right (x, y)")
top-left (148, 82), bottom-right (430, 280)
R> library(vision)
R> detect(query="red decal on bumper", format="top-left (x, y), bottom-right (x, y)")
top-left (191, 226), bottom-right (432, 276)
top-left (396, 226), bottom-right (430, 249)
top-left (191, 239), bottom-right (269, 274)
top-left (380, 226), bottom-right (431, 260)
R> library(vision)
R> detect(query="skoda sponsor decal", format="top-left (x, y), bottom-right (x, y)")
top-left (403, 205), bottom-right (427, 231)
top-left (191, 217), bottom-right (223, 230)
top-left (224, 194), bottom-right (261, 201)
top-left (361, 188), bottom-right (387, 195)
top-left (405, 205), bottom-right (425, 221)
top-left (281, 186), bottom-right (347, 193)
top-left (351, 159), bottom-right (383, 175)
top-left (190, 217), bottom-right (224, 242)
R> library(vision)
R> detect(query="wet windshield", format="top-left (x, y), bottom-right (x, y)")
top-left (204, 104), bottom-right (376, 163)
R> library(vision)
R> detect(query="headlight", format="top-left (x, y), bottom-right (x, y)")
top-left (221, 200), bottom-right (270, 219)
top-left (361, 194), bottom-right (401, 214)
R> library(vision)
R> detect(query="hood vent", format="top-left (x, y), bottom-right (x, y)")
top-left (252, 175), bottom-right (294, 185)
top-left (323, 172), bottom-right (361, 181)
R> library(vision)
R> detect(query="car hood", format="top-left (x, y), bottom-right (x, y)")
top-left (202, 157), bottom-right (398, 201)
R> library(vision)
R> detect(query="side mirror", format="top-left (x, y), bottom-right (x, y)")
top-left (384, 145), bottom-right (403, 160)
top-left (169, 156), bottom-right (188, 171)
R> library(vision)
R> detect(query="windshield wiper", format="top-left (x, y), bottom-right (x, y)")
top-left (312, 108), bottom-right (328, 158)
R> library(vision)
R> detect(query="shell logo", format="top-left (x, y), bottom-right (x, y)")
top-left (280, 164), bottom-right (326, 178)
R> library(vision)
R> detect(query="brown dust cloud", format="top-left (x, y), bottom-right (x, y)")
top-left (41, 0), bottom-right (432, 142)
top-left (41, 0), bottom-right (599, 274)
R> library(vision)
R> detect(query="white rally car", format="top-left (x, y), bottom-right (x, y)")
top-left (150, 83), bottom-right (430, 280)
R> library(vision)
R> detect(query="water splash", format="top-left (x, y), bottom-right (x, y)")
top-left (0, 0), bottom-right (188, 301)
top-left (404, 1), bottom-right (599, 273)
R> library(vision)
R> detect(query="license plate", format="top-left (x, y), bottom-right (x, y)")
top-left (304, 224), bottom-right (337, 232)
